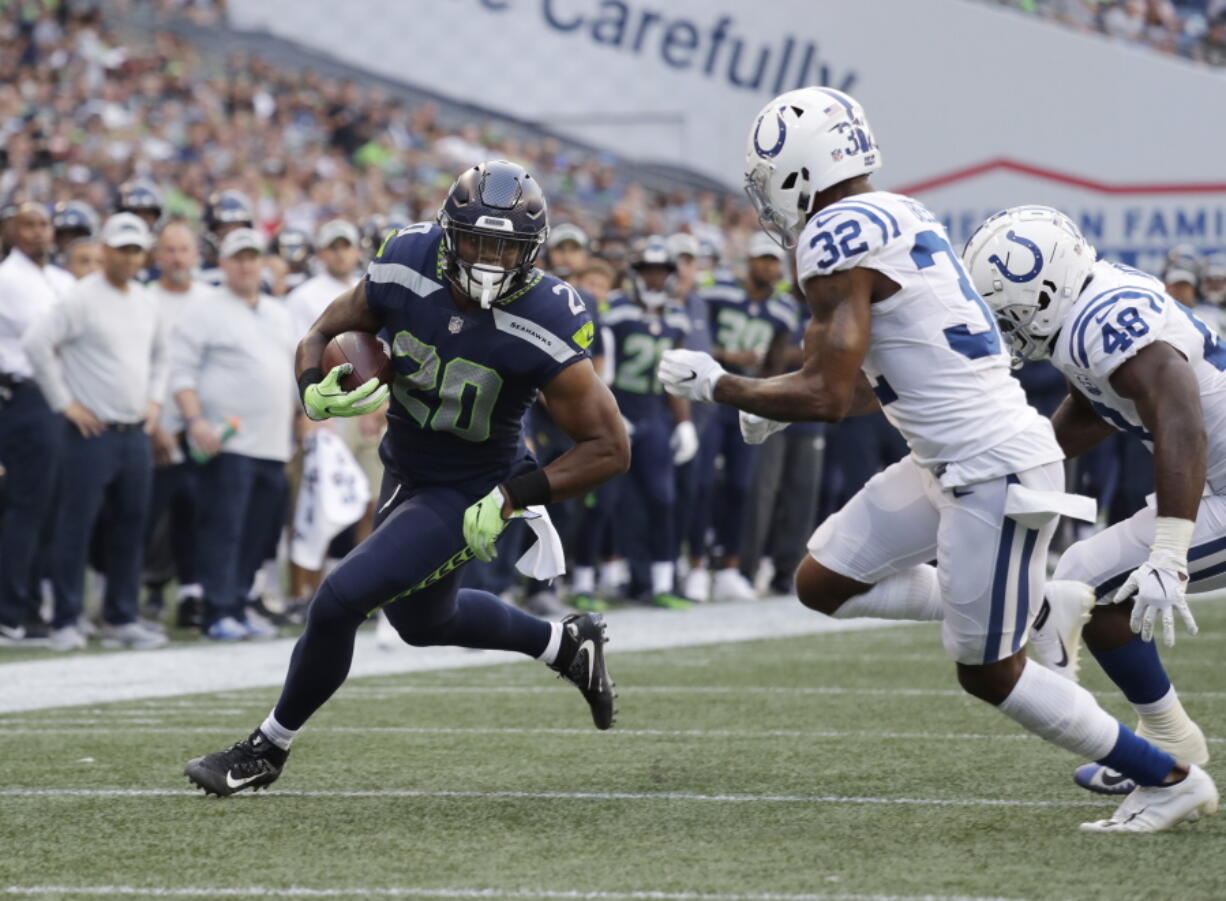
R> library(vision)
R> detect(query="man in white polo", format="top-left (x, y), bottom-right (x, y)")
top-left (171, 227), bottom-right (296, 641)
top-left (23, 212), bottom-right (168, 651)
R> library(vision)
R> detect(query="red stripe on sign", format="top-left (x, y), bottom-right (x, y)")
top-left (894, 158), bottom-right (1226, 196)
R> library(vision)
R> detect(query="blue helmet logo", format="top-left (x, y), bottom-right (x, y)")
top-left (988, 230), bottom-right (1044, 283)
top-left (752, 107), bottom-right (787, 159)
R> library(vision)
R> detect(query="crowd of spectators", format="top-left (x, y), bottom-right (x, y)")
top-left (989, 0), bottom-right (1226, 64)
top-left (0, 2), bottom-right (1224, 653)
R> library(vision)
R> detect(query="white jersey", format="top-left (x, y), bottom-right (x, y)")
top-left (1051, 260), bottom-right (1226, 496)
top-left (796, 191), bottom-right (1060, 485)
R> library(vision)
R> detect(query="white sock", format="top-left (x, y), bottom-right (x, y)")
top-left (260, 712), bottom-right (299, 750)
top-left (1135, 687), bottom-right (1198, 746)
top-left (536, 621), bottom-right (564, 665)
top-left (832, 565), bottom-right (943, 622)
top-left (651, 561), bottom-right (675, 596)
top-left (1134, 686), bottom-right (1179, 717)
top-left (599, 560), bottom-right (624, 594)
top-left (572, 566), bottom-right (595, 595)
top-left (998, 659), bottom-right (1119, 760)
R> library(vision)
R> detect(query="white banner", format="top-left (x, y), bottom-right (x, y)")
top-left (229, 0), bottom-right (1226, 265)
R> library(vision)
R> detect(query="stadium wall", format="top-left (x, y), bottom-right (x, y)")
top-left (227, 0), bottom-right (1226, 270)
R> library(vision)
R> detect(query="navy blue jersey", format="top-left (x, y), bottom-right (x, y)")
top-left (603, 292), bottom-right (690, 422)
top-left (364, 223), bottom-right (594, 489)
top-left (701, 280), bottom-right (798, 376)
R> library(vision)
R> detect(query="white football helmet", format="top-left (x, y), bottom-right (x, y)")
top-left (962, 206), bottom-right (1096, 364)
top-left (744, 87), bottom-right (882, 248)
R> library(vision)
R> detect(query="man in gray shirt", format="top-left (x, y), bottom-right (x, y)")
top-left (170, 227), bottom-right (296, 641)
top-left (23, 213), bottom-right (168, 651)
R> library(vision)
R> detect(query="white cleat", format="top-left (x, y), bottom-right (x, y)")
top-left (712, 567), bottom-right (757, 602)
top-left (1029, 580), bottom-right (1093, 681)
top-left (1079, 764), bottom-right (1219, 833)
top-left (684, 567), bottom-right (712, 604)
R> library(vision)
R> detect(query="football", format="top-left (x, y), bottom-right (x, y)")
top-left (322, 331), bottom-right (393, 391)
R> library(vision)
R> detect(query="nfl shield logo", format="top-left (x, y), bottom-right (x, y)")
top-left (831, 149), bottom-right (844, 162)
top-left (448, 316), bottom-right (464, 334)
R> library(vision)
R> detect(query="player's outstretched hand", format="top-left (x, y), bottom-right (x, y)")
top-left (303, 364), bottom-right (389, 421)
top-left (463, 486), bottom-right (511, 562)
top-left (739, 410), bottom-right (788, 445)
top-left (658, 349), bottom-right (726, 403)
top-left (1114, 556), bottom-right (1197, 647)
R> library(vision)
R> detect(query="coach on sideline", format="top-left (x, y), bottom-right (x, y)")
top-left (170, 227), bottom-right (296, 642)
top-left (23, 213), bottom-right (168, 651)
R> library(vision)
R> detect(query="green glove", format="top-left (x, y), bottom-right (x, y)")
top-left (463, 486), bottom-right (511, 562)
top-left (302, 364), bottom-right (389, 421)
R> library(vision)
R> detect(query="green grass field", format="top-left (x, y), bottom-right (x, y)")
top-left (3, 604), bottom-right (1225, 901)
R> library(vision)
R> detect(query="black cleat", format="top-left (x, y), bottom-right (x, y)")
top-left (184, 729), bottom-right (289, 796)
top-left (549, 613), bottom-right (617, 730)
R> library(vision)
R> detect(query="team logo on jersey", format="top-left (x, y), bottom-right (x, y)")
top-left (988, 230), bottom-right (1044, 283)
top-left (752, 107), bottom-right (787, 159)
top-left (572, 321), bottom-right (594, 350)
top-left (448, 316), bottom-right (464, 334)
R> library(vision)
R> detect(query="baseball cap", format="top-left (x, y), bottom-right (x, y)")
top-left (100, 212), bottom-right (153, 250)
top-left (219, 227), bottom-right (267, 259)
top-left (1165, 267), bottom-right (1198, 286)
top-left (748, 231), bottom-right (786, 261)
top-left (548, 222), bottom-right (588, 250)
top-left (315, 218), bottom-right (360, 249)
top-left (667, 233), bottom-right (699, 260)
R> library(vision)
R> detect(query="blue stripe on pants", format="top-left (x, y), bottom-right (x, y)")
top-left (984, 515), bottom-right (1016, 664)
top-left (1011, 527), bottom-right (1039, 653)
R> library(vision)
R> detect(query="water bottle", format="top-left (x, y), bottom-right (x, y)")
top-left (188, 416), bottom-right (241, 464)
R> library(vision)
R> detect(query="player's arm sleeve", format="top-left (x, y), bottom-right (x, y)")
top-left (796, 203), bottom-right (890, 283)
top-left (21, 288), bottom-right (80, 412)
top-left (362, 231), bottom-right (425, 323)
top-left (1071, 291), bottom-right (1167, 382)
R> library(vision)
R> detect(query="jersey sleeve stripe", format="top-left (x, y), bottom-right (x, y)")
top-left (843, 198), bottom-right (901, 238)
top-left (491, 308), bottom-right (579, 364)
top-left (367, 261), bottom-right (443, 297)
top-left (598, 305), bottom-right (641, 326)
top-left (1071, 288), bottom-right (1166, 368)
top-left (816, 204), bottom-right (889, 245)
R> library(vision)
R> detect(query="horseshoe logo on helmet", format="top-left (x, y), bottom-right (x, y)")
top-left (988, 230), bottom-right (1044, 283)
top-left (752, 107), bottom-right (787, 159)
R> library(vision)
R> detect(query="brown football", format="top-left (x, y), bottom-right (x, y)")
top-left (322, 331), bottom-right (393, 391)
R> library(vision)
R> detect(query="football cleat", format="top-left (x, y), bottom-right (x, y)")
top-left (185, 729), bottom-right (289, 797)
top-left (1079, 764), bottom-right (1218, 833)
top-left (569, 593), bottom-right (607, 613)
top-left (650, 592), bottom-right (693, 610)
top-left (549, 613), bottom-right (617, 730)
top-left (1074, 763), bottom-right (1136, 796)
top-left (1029, 580), bottom-right (1093, 681)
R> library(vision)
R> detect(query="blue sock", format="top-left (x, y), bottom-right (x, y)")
top-left (1098, 724), bottom-right (1177, 787)
top-left (1089, 636), bottom-right (1171, 706)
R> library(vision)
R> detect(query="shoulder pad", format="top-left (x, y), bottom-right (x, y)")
top-left (798, 197), bottom-right (901, 280)
top-left (1067, 286), bottom-right (1166, 377)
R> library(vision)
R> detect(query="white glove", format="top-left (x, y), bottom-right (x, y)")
top-left (1113, 517), bottom-right (1198, 647)
top-left (658, 349), bottom-right (726, 403)
top-left (670, 420), bottom-right (699, 465)
top-left (739, 410), bottom-right (788, 445)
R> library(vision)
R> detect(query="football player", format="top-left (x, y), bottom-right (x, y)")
top-left (658, 88), bottom-right (1217, 833)
top-left (964, 206), bottom-right (1226, 803)
top-left (184, 161), bottom-right (629, 795)
top-left (197, 189), bottom-right (256, 285)
top-left (578, 236), bottom-right (697, 609)
top-left (51, 201), bottom-right (100, 264)
top-left (686, 232), bottom-right (797, 602)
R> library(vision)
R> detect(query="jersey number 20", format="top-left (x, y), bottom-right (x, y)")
top-left (391, 329), bottom-right (503, 442)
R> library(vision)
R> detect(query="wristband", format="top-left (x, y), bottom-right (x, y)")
top-left (298, 367), bottom-right (323, 401)
top-left (1152, 516), bottom-right (1195, 566)
top-left (502, 469), bottom-right (551, 510)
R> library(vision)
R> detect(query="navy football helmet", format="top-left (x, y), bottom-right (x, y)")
top-left (204, 189), bottom-right (255, 237)
top-left (117, 179), bottom-right (164, 227)
top-left (437, 161), bottom-right (548, 308)
top-left (629, 235), bottom-right (677, 309)
top-left (272, 226), bottom-right (312, 267)
top-left (361, 213), bottom-right (408, 259)
top-left (52, 200), bottom-right (100, 242)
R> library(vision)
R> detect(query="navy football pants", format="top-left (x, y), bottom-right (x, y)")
top-left (273, 471), bottom-right (551, 730)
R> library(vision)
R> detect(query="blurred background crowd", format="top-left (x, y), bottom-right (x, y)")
top-left (0, 0), bottom-right (1224, 652)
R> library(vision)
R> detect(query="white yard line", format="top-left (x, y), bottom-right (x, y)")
top-left (1, 722), bottom-right (1221, 745)
top-left (0, 600), bottom-right (901, 714)
top-left (0, 886), bottom-right (1031, 901)
top-left (0, 787), bottom-right (1106, 808)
